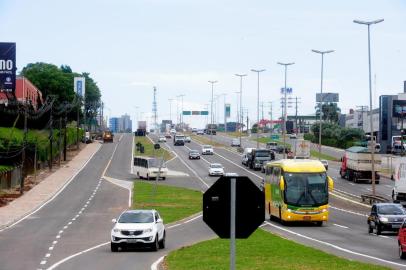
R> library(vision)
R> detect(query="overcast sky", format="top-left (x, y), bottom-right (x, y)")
top-left (1, 0), bottom-right (405, 128)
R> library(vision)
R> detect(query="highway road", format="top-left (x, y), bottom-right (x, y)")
top-left (1, 132), bottom-right (405, 270)
top-left (158, 134), bottom-right (406, 269)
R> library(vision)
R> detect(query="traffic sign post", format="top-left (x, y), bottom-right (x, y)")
top-left (203, 176), bottom-right (265, 270)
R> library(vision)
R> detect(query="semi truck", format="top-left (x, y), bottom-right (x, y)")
top-left (293, 139), bottom-right (311, 159)
top-left (205, 124), bottom-right (217, 135)
top-left (393, 157), bottom-right (406, 203)
top-left (135, 121), bottom-right (147, 136)
top-left (339, 146), bottom-right (381, 184)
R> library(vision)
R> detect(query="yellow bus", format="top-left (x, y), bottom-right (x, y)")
top-left (264, 159), bottom-right (334, 226)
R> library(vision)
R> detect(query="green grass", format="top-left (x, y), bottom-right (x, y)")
top-left (132, 181), bottom-right (202, 224)
top-left (219, 131), bottom-right (248, 138)
top-left (0, 165), bottom-right (14, 173)
top-left (134, 136), bottom-right (173, 161)
top-left (191, 134), bottom-right (224, 147)
top-left (310, 150), bottom-right (338, 161)
top-left (255, 137), bottom-right (291, 147)
top-left (165, 229), bottom-right (389, 270)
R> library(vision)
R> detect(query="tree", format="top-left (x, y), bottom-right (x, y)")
top-left (315, 102), bottom-right (341, 123)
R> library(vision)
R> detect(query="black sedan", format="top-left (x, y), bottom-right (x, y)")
top-left (368, 203), bottom-right (406, 235)
top-left (188, 150), bottom-right (201, 160)
top-left (276, 145), bottom-right (290, 154)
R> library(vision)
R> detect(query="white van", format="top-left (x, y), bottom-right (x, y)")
top-left (133, 156), bottom-right (168, 180)
top-left (393, 157), bottom-right (406, 202)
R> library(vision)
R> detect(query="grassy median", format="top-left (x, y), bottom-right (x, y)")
top-left (132, 181), bottom-right (201, 224)
top-left (134, 136), bottom-right (173, 161)
top-left (165, 229), bottom-right (388, 270)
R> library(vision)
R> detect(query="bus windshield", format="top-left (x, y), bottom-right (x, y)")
top-left (283, 172), bottom-right (328, 207)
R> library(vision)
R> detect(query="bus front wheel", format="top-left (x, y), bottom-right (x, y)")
top-left (315, 221), bottom-right (323, 226)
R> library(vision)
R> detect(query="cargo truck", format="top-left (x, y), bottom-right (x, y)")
top-left (135, 121), bottom-right (147, 136)
top-left (393, 157), bottom-right (406, 203)
top-left (103, 130), bottom-right (114, 143)
top-left (293, 139), bottom-right (310, 159)
top-left (339, 146), bottom-right (381, 184)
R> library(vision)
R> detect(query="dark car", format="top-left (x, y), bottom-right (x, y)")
top-left (276, 145), bottom-right (290, 154)
top-left (368, 203), bottom-right (406, 235)
top-left (188, 150), bottom-right (201, 160)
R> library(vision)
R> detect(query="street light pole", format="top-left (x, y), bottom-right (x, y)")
top-left (312, 49), bottom-right (335, 160)
top-left (208, 81), bottom-right (218, 144)
top-left (235, 74), bottom-right (247, 148)
top-left (277, 62), bottom-right (295, 159)
top-left (168, 99), bottom-right (174, 124)
top-left (251, 69), bottom-right (266, 149)
top-left (354, 18), bottom-right (384, 196)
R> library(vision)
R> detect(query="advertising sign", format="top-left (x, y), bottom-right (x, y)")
top-left (280, 87), bottom-right (292, 94)
top-left (74, 77), bottom-right (86, 97)
top-left (0, 42), bottom-right (16, 94)
top-left (225, 103), bottom-right (231, 118)
top-left (182, 111), bottom-right (191, 115)
top-left (393, 100), bottom-right (406, 117)
top-left (316, 93), bottom-right (339, 103)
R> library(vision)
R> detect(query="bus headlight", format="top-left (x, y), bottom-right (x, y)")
top-left (287, 209), bottom-right (292, 213)
top-left (321, 208), bottom-right (327, 213)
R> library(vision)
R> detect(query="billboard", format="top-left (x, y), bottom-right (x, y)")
top-left (0, 42), bottom-right (16, 94)
top-left (316, 93), bottom-right (339, 103)
top-left (280, 87), bottom-right (292, 94)
top-left (183, 110), bottom-right (209, 115)
top-left (74, 77), bottom-right (86, 97)
top-left (225, 103), bottom-right (231, 118)
top-left (393, 100), bottom-right (406, 117)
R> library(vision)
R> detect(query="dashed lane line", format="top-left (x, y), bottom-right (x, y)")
top-left (263, 221), bottom-right (406, 269)
top-left (333, 223), bottom-right (349, 229)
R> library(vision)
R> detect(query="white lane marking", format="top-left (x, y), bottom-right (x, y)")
top-left (45, 254), bottom-right (51, 258)
top-left (264, 221), bottom-right (406, 268)
top-left (0, 144), bottom-right (101, 232)
top-left (52, 241), bottom-right (57, 245)
top-left (366, 188), bottom-right (372, 192)
top-left (349, 183), bottom-right (355, 186)
top-left (47, 213), bottom-right (205, 270)
top-left (184, 145), bottom-right (210, 164)
top-left (48, 247), bottom-right (53, 251)
top-left (102, 177), bottom-right (132, 208)
top-left (213, 151), bottom-right (262, 179)
top-left (40, 261), bottom-right (47, 265)
top-left (333, 188), bottom-right (360, 198)
top-left (58, 230), bottom-right (63, 234)
top-left (166, 144), bottom-right (209, 189)
top-left (333, 223), bottom-right (349, 229)
top-left (379, 235), bottom-right (391, 239)
top-left (330, 206), bottom-right (368, 217)
top-left (385, 184), bottom-right (393, 188)
top-left (63, 226), bottom-right (68, 229)
top-left (182, 214), bottom-right (202, 224)
top-left (329, 192), bottom-right (370, 208)
top-left (46, 242), bottom-right (110, 270)
top-left (56, 235), bottom-right (60, 239)
top-left (151, 256), bottom-right (164, 270)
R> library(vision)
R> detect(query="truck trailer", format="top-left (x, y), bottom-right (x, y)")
top-left (339, 146), bottom-right (381, 184)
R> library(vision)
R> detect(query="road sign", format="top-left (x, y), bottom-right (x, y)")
top-left (271, 134), bottom-right (279, 140)
top-left (225, 103), bottom-right (231, 118)
top-left (203, 176), bottom-right (264, 239)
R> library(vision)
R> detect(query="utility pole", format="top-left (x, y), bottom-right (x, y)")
top-left (353, 18), bottom-right (384, 196)
top-left (208, 81), bottom-right (218, 144)
top-left (235, 74), bottom-right (247, 148)
top-left (63, 110), bottom-right (67, 161)
top-left (20, 99), bottom-right (28, 194)
top-left (76, 96), bottom-right (81, 150)
top-left (251, 69), bottom-right (266, 148)
top-left (153, 87), bottom-right (158, 133)
top-left (168, 98), bottom-right (174, 124)
top-left (49, 102), bottom-right (53, 171)
top-left (58, 117), bottom-right (62, 167)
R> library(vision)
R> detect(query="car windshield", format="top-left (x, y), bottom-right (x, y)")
top-left (118, 212), bottom-right (154, 223)
top-left (190, 150), bottom-right (198, 154)
top-left (255, 151), bottom-right (271, 157)
top-left (284, 172), bottom-right (328, 207)
top-left (211, 164), bottom-right (222, 168)
top-left (203, 145), bottom-right (212, 149)
top-left (378, 205), bottom-right (405, 215)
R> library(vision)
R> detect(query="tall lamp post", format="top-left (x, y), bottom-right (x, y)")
top-left (277, 62), bottom-right (295, 159)
top-left (208, 81), bottom-right (218, 144)
top-left (168, 98), bottom-right (174, 124)
top-left (177, 94), bottom-right (185, 130)
top-left (235, 74), bottom-right (247, 148)
top-left (312, 49), bottom-right (335, 160)
top-left (353, 18), bottom-right (384, 196)
top-left (251, 69), bottom-right (266, 148)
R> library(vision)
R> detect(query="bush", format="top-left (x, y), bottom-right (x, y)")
top-left (309, 122), bottom-right (365, 149)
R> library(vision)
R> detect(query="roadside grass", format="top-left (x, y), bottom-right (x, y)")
top-left (191, 134), bottom-right (224, 147)
top-left (134, 136), bottom-right (173, 161)
top-left (310, 149), bottom-right (338, 161)
top-left (165, 229), bottom-right (389, 270)
top-left (132, 181), bottom-right (202, 224)
top-left (255, 137), bottom-right (291, 147)
top-left (218, 131), bottom-right (248, 138)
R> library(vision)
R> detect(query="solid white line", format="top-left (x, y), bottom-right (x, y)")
top-left (101, 177), bottom-right (132, 208)
top-left (333, 188), bottom-right (361, 198)
top-left (333, 223), bottom-right (349, 229)
top-left (379, 235), bottom-right (390, 239)
top-left (131, 133), bottom-right (134, 174)
top-left (46, 242), bottom-right (109, 270)
top-left (349, 183), bottom-right (355, 186)
top-left (329, 192), bottom-right (370, 208)
top-left (151, 256), bottom-right (164, 270)
top-left (184, 145), bottom-right (210, 164)
top-left (330, 206), bottom-right (368, 217)
top-left (264, 221), bottom-right (406, 268)
top-left (166, 223), bottom-right (182, 229)
top-left (182, 214), bottom-right (202, 224)
top-left (0, 144), bottom-right (102, 232)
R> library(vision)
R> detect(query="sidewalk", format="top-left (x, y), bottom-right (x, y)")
top-left (0, 142), bottom-right (102, 230)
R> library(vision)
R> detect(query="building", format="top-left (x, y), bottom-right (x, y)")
top-left (0, 77), bottom-right (43, 110)
top-left (286, 115), bottom-right (318, 133)
top-left (109, 114), bottom-right (132, 133)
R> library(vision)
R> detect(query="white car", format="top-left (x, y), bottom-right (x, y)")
top-left (231, 138), bottom-right (241, 147)
top-left (202, 145), bottom-right (214, 155)
top-left (158, 136), bottom-right (166, 143)
top-left (209, 163), bottom-right (224, 176)
top-left (111, 209), bottom-right (165, 252)
top-left (197, 130), bottom-right (205, 135)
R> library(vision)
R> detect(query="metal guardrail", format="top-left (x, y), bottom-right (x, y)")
top-left (361, 194), bottom-right (390, 204)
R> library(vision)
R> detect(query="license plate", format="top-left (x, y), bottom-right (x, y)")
top-left (127, 239), bottom-right (139, 243)
top-left (393, 224), bottom-right (401, 229)
top-left (303, 216), bottom-right (311, 221)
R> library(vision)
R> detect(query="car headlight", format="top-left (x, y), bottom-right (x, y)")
top-left (113, 228), bottom-right (120, 233)
top-left (379, 217), bottom-right (389, 222)
top-left (143, 228), bottom-right (153, 233)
